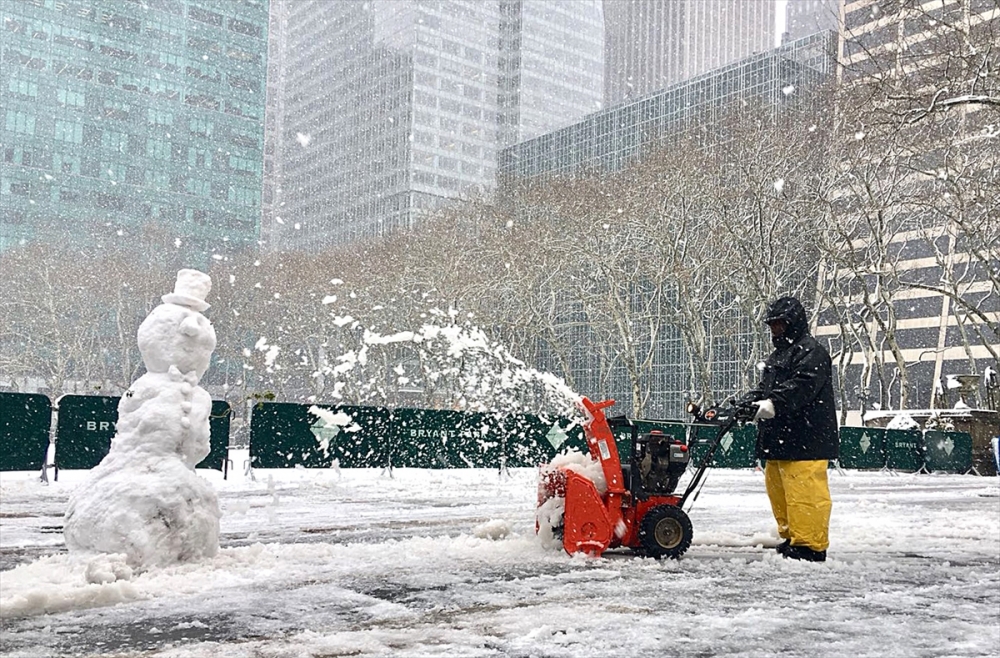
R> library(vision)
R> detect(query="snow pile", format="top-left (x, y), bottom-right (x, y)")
top-left (1, 467), bottom-right (999, 657)
top-left (885, 413), bottom-right (920, 430)
top-left (550, 450), bottom-right (607, 494)
top-left (536, 450), bottom-right (607, 550)
top-left (63, 270), bottom-right (221, 569)
top-left (473, 519), bottom-right (511, 540)
top-left (923, 411), bottom-right (955, 431)
top-left (84, 553), bottom-right (134, 585)
top-left (535, 494), bottom-right (566, 550)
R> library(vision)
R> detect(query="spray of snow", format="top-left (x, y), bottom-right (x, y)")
top-left (321, 306), bottom-right (582, 419)
top-left (307, 406), bottom-right (361, 455)
top-left (255, 337), bottom-right (281, 370)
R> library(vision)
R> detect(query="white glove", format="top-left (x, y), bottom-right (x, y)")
top-left (753, 399), bottom-right (775, 421)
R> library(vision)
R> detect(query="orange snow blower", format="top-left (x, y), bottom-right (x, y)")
top-left (537, 397), bottom-right (752, 559)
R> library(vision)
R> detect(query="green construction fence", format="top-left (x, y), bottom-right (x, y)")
top-left (0, 392), bottom-right (52, 471)
top-left (838, 426), bottom-right (974, 473)
top-left (248, 401), bottom-right (586, 469)
top-left (54, 395), bottom-right (231, 473)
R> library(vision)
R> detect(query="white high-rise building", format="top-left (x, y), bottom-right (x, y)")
top-left (782, 0), bottom-right (841, 44)
top-left (264, 0), bottom-right (603, 250)
top-left (603, 0), bottom-right (775, 106)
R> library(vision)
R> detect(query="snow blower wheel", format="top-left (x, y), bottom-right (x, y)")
top-left (638, 505), bottom-right (692, 559)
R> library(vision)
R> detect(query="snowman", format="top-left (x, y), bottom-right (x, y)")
top-left (64, 269), bottom-right (222, 570)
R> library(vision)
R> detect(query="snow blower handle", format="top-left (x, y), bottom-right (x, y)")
top-left (732, 399), bottom-right (759, 423)
top-left (678, 402), bottom-right (747, 509)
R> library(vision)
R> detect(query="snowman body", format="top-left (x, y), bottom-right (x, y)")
top-left (64, 271), bottom-right (222, 568)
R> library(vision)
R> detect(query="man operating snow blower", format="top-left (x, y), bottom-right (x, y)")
top-left (739, 296), bottom-right (839, 563)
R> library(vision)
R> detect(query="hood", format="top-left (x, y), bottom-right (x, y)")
top-left (765, 296), bottom-right (809, 347)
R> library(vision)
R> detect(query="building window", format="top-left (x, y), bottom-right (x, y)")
top-left (186, 178), bottom-right (211, 196)
top-left (145, 170), bottom-right (170, 190)
top-left (102, 130), bottom-right (128, 153)
top-left (55, 188), bottom-right (80, 203)
top-left (228, 186), bottom-right (258, 207)
top-left (188, 148), bottom-right (212, 168)
top-left (103, 100), bottom-right (130, 120)
top-left (53, 153), bottom-right (81, 175)
top-left (190, 118), bottom-right (213, 137)
top-left (5, 110), bottom-right (36, 136)
top-left (8, 181), bottom-right (31, 197)
top-left (229, 18), bottom-right (262, 38)
top-left (57, 88), bottom-right (85, 108)
top-left (7, 78), bottom-right (38, 98)
top-left (54, 119), bottom-right (83, 143)
top-left (149, 109), bottom-right (173, 126)
top-left (146, 138), bottom-right (170, 160)
top-left (188, 6), bottom-right (224, 27)
top-left (229, 155), bottom-right (257, 174)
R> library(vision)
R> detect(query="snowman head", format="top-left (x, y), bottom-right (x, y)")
top-left (138, 304), bottom-right (217, 377)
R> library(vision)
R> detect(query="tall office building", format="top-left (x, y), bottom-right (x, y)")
top-left (502, 33), bottom-right (835, 179)
top-left (0, 0), bottom-right (270, 257)
top-left (603, 0), bottom-right (775, 106)
top-left (263, 0), bottom-right (603, 251)
top-left (782, 0), bottom-right (841, 43)
top-left (817, 0), bottom-right (999, 409)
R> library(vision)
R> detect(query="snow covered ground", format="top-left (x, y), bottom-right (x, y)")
top-left (2, 455), bottom-right (998, 658)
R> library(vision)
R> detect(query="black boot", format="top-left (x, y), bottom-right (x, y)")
top-left (776, 539), bottom-right (791, 555)
top-left (784, 545), bottom-right (826, 562)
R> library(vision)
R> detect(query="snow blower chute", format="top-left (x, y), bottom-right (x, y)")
top-left (537, 397), bottom-right (753, 559)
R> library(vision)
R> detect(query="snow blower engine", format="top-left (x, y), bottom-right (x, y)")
top-left (537, 397), bottom-right (754, 559)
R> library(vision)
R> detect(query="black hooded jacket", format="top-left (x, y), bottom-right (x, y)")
top-left (746, 297), bottom-right (839, 461)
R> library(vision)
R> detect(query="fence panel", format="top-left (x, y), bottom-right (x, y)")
top-left (838, 427), bottom-right (886, 470)
top-left (689, 423), bottom-right (757, 468)
top-left (251, 402), bottom-right (344, 468)
top-left (57, 395), bottom-right (230, 471)
top-left (392, 407), bottom-right (466, 468)
top-left (923, 430), bottom-right (973, 473)
top-left (501, 413), bottom-right (584, 468)
top-left (0, 392), bottom-right (52, 471)
top-left (56, 395), bottom-right (119, 470)
top-left (884, 429), bottom-right (925, 472)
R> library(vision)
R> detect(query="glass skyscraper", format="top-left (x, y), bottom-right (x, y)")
top-left (0, 0), bottom-right (269, 257)
top-left (603, 0), bottom-right (776, 107)
top-left (263, 0), bottom-right (603, 251)
top-left (501, 32), bottom-right (836, 180)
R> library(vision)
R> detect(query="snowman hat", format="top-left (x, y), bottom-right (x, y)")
top-left (162, 269), bottom-right (212, 312)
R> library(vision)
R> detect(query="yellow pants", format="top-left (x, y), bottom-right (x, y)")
top-left (764, 459), bottom-right (832, 552)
